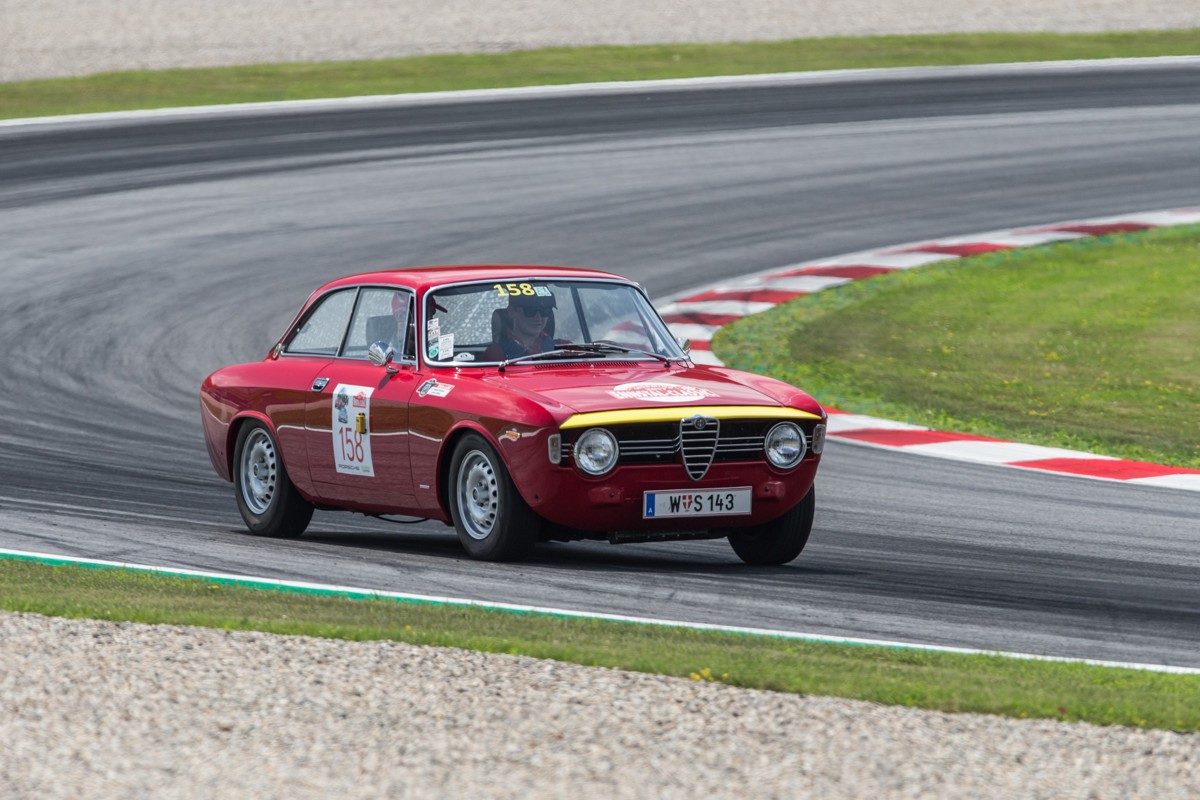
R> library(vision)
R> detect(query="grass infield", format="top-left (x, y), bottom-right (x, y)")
top-left (3, 558), bottom-right (1199, 732)
top-left (716, 225), bottom-right (1200, 469)
top-left (1, 29), bottom-right (1198, 120)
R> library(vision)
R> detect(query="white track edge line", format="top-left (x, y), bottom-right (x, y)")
top-left (3, 547), bottom-right (1197, 675)
top-left (3, 56), bottom-right (1199, 130)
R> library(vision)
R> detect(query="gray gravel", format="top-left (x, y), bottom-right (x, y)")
top-left (2, 0), bottom-right (1198, 82)
top-left (2, 611), bottom-right (1198, 799)
top-left (2, 2), bottom-right (1199, 796)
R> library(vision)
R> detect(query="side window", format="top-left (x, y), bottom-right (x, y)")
top-left (342, 288), bottom-right (413, 360)
top-left (284, 289), bottom-right (357, 356)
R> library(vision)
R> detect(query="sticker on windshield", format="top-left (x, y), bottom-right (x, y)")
top-left (493, 282), bottom-right (542, 297)
top-left (608, 382), bottom-right (717, 404)
top-left (437, 333), bottom-right (454, 360)
top-left (332, 384), bottom-right (375, 477)
top-left (426, 318), bottom-right (441, 358)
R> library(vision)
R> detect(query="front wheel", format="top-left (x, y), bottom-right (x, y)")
top-left (233, 421), bottom-right (313, 538)
top-left (725, 486), bottom-right (815, 566)
top-left (448, 433), bottom-right (541, 561)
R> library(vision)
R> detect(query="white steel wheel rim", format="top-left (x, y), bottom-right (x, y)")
top-left (457, 450), bottom-right (499, 540)
top-left (240, 429), bottom-right (278, 516)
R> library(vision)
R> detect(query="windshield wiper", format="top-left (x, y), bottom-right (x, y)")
top-left (555, 342), bottom-right (672, 365)
top-left (498, 347), bottom-right (606, 371)
top-left (498, 342), bottom-right (673, 371)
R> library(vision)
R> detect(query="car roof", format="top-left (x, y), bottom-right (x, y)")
top-left (317, 265), bottom-right (633, 295)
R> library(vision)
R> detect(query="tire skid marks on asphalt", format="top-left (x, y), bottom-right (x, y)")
top-left (0, 494), bottom-right (231, 528)
top-left (662, 207), bottom-right (1200, 490)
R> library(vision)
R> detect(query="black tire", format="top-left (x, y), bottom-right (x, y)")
top-left (726, 486), bottom-right (815, 566)
top-left (448, 433), bottom-right (541, 561)
top-left (233, 421), bottom-right (313, 538)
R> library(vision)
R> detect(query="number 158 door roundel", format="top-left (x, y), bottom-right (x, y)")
top-left (332, 384), bottom-right (375, 477)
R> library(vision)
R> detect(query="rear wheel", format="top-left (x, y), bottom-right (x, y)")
top-left (449, 433), bottom-right (540, 561)
top-left (726, 486), bottom-right (815, 566)
top-left (233, 421), bottom-right (313, 538)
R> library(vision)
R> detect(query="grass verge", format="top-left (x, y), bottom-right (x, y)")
top-left (2, 558), bottom-right (1198, 731)
top-left (716, 224), bottom-right (1200, 469)
top-left (1, 30), bottom-right (1198, 120)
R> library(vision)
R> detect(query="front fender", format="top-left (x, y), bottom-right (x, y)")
top-left (434, 416), bottom-right (561, 521)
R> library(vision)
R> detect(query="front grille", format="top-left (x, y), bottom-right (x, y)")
top-left (680, 415), bottom-right (718, 480)
top-left (561, 416), bottom-right (817, 479)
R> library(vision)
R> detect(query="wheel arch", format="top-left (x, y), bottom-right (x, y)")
top-left (227, 411), bottom-right (279, 478)
top-left (435, 421), bottom-right (502, 520)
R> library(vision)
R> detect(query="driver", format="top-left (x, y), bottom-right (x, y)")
top-left (483, 292), bottom-right (557, 360)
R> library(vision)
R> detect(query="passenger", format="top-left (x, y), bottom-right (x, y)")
top-left (483, 292), bottom-right (557, 360)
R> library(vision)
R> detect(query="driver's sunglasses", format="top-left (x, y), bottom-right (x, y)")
top-left (517, 306), bottom-right (549, 318)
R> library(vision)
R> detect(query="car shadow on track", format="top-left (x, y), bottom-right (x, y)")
top-left (283, 523), bottom-right (853, 578)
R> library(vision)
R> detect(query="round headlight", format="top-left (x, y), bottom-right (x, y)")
top-left (574, 428), bottom-right (619, 476)
top-left (764, 422), bottom-right (806, 469)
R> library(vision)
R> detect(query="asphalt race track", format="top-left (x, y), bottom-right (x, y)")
top-left (1, 60), bottom-right (1198, 667)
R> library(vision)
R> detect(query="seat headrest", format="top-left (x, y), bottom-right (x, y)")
top-left (366, 314), bottom-right (397, 346)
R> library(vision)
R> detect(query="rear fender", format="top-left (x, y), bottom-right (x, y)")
top-left (226, 411), bottom-right (279, 480)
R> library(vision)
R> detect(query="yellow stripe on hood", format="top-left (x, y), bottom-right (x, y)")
top-left (560, 405), bottom-right (820, 429)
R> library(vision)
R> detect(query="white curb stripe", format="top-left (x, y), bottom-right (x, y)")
top-left (689, 351), bottom-right (724, 366)
top-left (1060, 210), bottom-right (1200, 227)
top-left (3, 547), bottom-right (1197, 675)
top-left (749, 274), bottom-right (854, 292)
top-left (825, 414), bottom-right (927, 433)
top-left (908, 231), bottom-right (1085, 248)
top-left (901, 441), bottom-right (1121, 464)
top-left (659, 299), bottom-right (777, 316)
top-left (1129, 474), bottom-right (1200, 491)
top-left (666, 322), bottom-right (724, 341)
top-left (800, 251), bottom-right (957, 269)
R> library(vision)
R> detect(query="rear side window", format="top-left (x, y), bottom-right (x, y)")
top-left (284, 289), bottom-right (356, 355)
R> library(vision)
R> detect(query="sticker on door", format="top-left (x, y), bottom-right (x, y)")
top-left (332, 384), bottom-right (375, 476)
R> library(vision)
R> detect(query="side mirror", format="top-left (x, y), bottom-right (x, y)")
top-left (367, 341), bottom-right (396, 368)
top-left (676, 336), bottom-right (691, 356)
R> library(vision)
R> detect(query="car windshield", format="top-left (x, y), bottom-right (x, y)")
top-left (423, 278), bottom-right (686, 366)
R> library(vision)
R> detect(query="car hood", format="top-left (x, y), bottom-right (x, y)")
top-left (479, 363), bottom-right (815, 417)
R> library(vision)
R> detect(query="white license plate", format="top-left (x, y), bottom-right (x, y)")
top-left (643, 487), bottom-right (752, 519)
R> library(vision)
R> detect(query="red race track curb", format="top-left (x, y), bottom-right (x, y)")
top-left (660, 208), bottom-right (1200, 492)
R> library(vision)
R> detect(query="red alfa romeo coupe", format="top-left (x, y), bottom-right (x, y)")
top-left (200, 266), bottom-right (827, 563)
